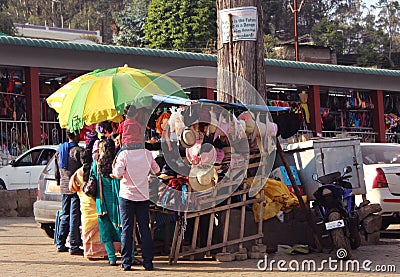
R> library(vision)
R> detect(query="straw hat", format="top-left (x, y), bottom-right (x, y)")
top-left (189, 164), bottom-right (218, 192)
top-left (180, 127), bottom-right (196, 148)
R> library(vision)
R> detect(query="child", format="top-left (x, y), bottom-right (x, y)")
top-left (119, 105), bottom-right (145, 151)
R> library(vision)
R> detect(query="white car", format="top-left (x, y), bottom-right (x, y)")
top-left (0, 145), bottom-right (57, 190)
top-left (360, 143), bottom-right (400, 229)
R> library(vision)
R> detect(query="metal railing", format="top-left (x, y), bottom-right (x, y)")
top-left (0, 119), bottom-right (30, 166)
top-left (40, 121), bottom-right (66, 145)
top-left (386, 132), bottom-right (400, 143)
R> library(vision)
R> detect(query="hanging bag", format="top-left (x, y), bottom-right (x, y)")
top-left (83, 163), bottom-right (98, 198)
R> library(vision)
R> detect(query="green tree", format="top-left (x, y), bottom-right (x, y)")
top-left (113, 0), bottom-right (150, 47)
top-left (6, 0), bottom-right (123, 44)
top-left (144, 0), bottom-right (216, 51)
top-left (310, 17), bottom-right (343, 50)
top-left (264, 34), bottom-right (279, 59)
top-left (0, 0), bottom-right (14, 35)
top-left (375, 0), bottom-right (400, 68)
top-left (261, 0), bottom-right (326, 39)
top-left (0, 12), bottom-right (14, 35)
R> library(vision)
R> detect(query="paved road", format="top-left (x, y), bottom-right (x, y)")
top-left (0, 217), bottom-right (399, 276)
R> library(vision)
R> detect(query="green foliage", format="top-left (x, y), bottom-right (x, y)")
top-left (310, 17), bottom-right (345, 54)
top-left (264, 34), bottom-right (279, 59)
top-left (0, 11), bottom-right (15, 35)
top-left (375, 0), bottom-right (400, 68)
top-left (261, 0), bottom-right (326, 39)
top-left (0, 0), bottom-right (9, 12)
top-left (6, 0), bottom-right (123, 44)
top-left (144, 0), bottom-right (216, 51)
top-left (113, 0), bottom-right (150, 47)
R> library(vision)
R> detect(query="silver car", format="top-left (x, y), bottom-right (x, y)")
top-left (33, 155), bottom-right (61, 238)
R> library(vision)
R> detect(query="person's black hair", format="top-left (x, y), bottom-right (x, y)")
top-left (124, 105), bottom-right (131, 115)
top-left (82, 149), bottom-right (93, 183)
top-left (126, 105), bottom-right (137, 118)
top-left (98, 138), bottom-right (116, 177)
top-left (66, 130), bottom-right (78, 140)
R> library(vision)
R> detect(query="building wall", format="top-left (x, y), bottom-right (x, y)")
top-left (274, 45), bottom-right (337, 64)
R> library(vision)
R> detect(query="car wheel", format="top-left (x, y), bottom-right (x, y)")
top-left (0, 179), bottom-right (6, 190)
top-left (41, 223), bottom-right (55, 239)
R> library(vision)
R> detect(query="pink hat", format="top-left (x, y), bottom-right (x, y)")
top-left (199, 145), bottom-right (225, 165)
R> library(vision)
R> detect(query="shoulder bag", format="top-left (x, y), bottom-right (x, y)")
top-left (83, 163), bottom-right (98, 198)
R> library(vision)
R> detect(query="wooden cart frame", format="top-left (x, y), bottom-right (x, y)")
top-left (168, 152), bottom-right (268, 264)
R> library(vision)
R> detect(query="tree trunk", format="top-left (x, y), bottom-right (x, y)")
top-left (216, 0), bottom-right (266, 104)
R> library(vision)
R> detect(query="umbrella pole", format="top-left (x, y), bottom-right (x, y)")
top-left (276, 140), bottom-right (323, 252)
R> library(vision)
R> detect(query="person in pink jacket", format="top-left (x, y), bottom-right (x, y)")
top-left (112, 113), bottom-right (160, 271)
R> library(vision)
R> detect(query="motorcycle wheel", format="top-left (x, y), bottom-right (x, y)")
top-left (329, 211), bottom-right (352, 260)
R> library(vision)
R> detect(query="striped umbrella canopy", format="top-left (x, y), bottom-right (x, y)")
top-left (46, 66), bottom-right (187, 133)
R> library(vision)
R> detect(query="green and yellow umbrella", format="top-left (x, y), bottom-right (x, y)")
top-left (46, 66), bottom-right (187, 133)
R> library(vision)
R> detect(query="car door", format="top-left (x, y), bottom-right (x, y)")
top-left (8, 148), bottom-right (43, 190)
top-left (32, 149), bottom-right (57, 188)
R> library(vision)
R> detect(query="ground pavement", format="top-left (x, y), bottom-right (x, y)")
top-left (0, 217), bottom-right (399, 276)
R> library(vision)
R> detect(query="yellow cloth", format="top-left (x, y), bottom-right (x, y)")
top-left (300, 103), bottom-right (310, 124)
top-left (252, 178), bottom-right (304, 223)
top-left (70, 168), bottom-right (109, 259)
top-left (299, 92), bottom-right (310, 124)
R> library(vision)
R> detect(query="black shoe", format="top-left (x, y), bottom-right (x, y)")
top-left (69, 248), bottom-right (84, 256)
top-left (144, 264), bottom-right (154, 271)
top-left (109, 261), bottom-right (117, 266)
top-left (57, 246), bottom-right (69, 253)
top-left (121, 264), bottom-right (132, 271)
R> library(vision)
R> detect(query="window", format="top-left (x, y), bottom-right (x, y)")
top-left (17, 149), bottom-right (42, 166)
top-left (361, 145), bottom-right (400, 165)
top-left (37, 149), bottom-right (56, 166)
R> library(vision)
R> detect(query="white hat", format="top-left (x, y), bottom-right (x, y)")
top-left (180, 127), bottom-right (196, 148)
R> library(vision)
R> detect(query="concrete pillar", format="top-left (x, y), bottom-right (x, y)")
top-left (25, 67), bottom-right (41, 147)
top-left (309, 85), bottom-right (322, 136)
top-left (370, 90), bottom-right (386, 143)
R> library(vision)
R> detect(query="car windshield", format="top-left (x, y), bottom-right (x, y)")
top-left (361, 145), bottom-right (400, 165)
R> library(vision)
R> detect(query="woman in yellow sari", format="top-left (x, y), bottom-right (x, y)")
top-left (69, 149), bottom-right (108, 260)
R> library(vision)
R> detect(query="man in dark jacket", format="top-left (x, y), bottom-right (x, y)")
top-left (54, 130), bottom-right (84, 255)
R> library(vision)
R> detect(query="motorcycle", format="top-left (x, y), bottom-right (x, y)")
top-left (312, 166), bottom-right (361, 259)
